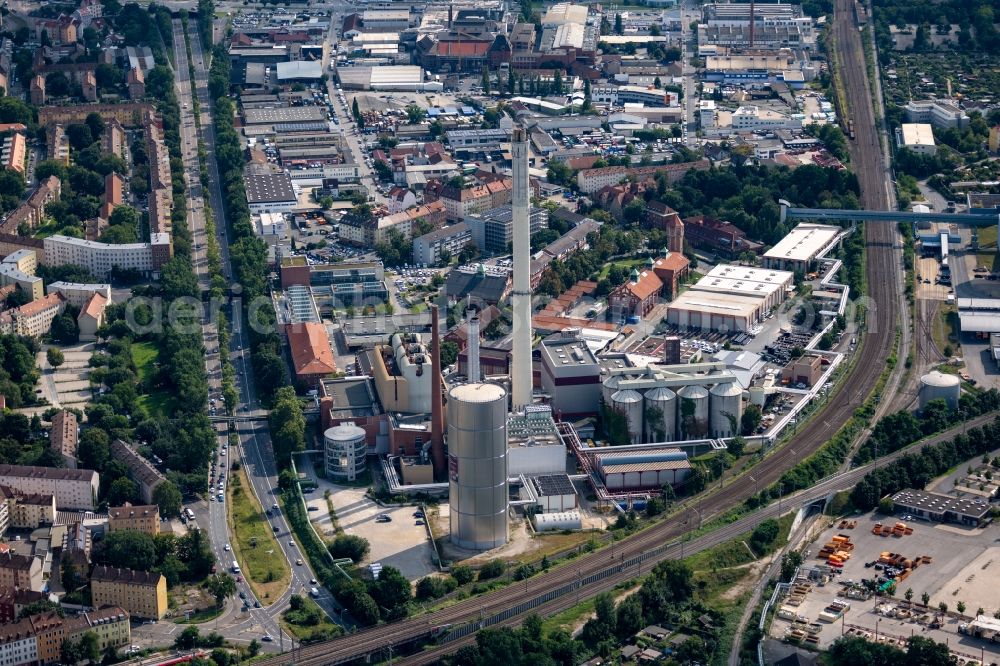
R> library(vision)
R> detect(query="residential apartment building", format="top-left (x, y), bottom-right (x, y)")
top-left (45, 282), bottom-right (111, 309)
top-left (81, 70), bottom-right (98, 102)
top-left (0, 554), bottom-right (42, 592)
top-left (101, 119), bottom-right (126, 159)
top-left (904, 99), bottom-right (969, 129)
top-left (45, 124), bottom-right (69, 166)
top-left (0, 293), bottom-right (66, 338)
top-left (0, 617), bottom-right (38, 666)
top-left (1, 133), bottom-right (25, 175)
top-left (62, 607), bottom-right (130, 655)
top-left (575, 160), bottom-right (711, 194)
top-left (5, 492), bottom-right (56, 530)
top-left (0, 465), bottom-right (99, 511)
top-left (108, 503), bottom-right (160, 535)
top-left (37, 103), bottom-right (155, 128)
top-left (338, 201), bottom-right (446, 247)
top-left (29, 76), bottom-right (44, 106)
top-left (127, 67), bottom-right (145, 99)
top-left (0, 262), bottom-right (42, 302)
top-left (425, 178), bottom-right (513, 223)
top-left (109, 440), bottom-right (164, 504)
top-left (0, 588), bottom-right (47, 625)
top-left (90, 567), bottom-right (167, 620)
top-left (49, 410), bottom-right (78, 468)
top-left (78, 292), bottom-right (108, 342)
top-left (412, 223), bottom-right (472, 266)
top-left (465, 205), bottom-right (547, 254)
top-left (42, 235), bottom-right (172, 279)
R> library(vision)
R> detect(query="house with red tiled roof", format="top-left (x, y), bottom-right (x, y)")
top-left (285, 322), bottom-right (337, 388)
top-left (609, 268), bottom-right (663, 320)
top-left (78, 292), bottom-right (108, 341)
top-left (386, 186), bottom-right (416, 214)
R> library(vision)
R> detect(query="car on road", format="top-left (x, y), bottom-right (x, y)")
top-left (239, 591), bottom-right (246, 599)
top-left (261, 636), bottom-right (273, 642)
top-left (296, 559), bottom-right (303, 565)
top-left (375, 514), bottom-right (392, 523)
top-left (254, 601), bottom-right (261, 608)
top-left (272, 525), bottom-right (280, 532)
top-left (224, 544), bottom-right (230, 551)
top-left (310, 578), bottom-right (317, 585)
top-left (415, 519), bottom-right (425, 526)
top-left (289, 540), bottom-right (295, 547)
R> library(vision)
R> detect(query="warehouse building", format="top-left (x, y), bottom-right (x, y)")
top-left (957, 298), bottom-right (1000, 335)
top-left (596, 448), bottom-right (692, 491)
top-left (337, 66), bottom-right (442, 91)
top-left (762, 223), bottom-right (841, 273)
top-left (525, 474), bottom-right (578, 512)
top-left (896, 123), bottom-right (937, 156)
top-left (698, 264), bottom-right (794, 311)
top-left (667, 291), bottom-right (766, 333)
top-left (244, 171), bottom-right (297, 214)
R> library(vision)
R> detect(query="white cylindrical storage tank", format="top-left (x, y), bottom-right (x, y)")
top-left (533, 510), bottom-right (582, 532)
top-left (448, 383), bottom-right (509, 550)
top-left (919, 371), bottom-right (961, 410)
top-left (749, 385), bottom-right (767, 407)
top-left (323, 423), bottom-right (368, 482)
top-left (644, 386), bottom-right (677, 443)
top-left (677, 384), bottom-right (709, 440)
top-left (602, 374), bottom-right (626, 406)
top-left (611, 389), bottom-right (644, 444)
top-left (710, 382), bottom-right (744, 438)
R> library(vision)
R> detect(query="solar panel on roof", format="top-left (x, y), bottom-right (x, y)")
top-left (533, 474), bottom-right (576, 497)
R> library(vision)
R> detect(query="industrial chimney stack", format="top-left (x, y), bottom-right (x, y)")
top-left (467, 309), bottom-right (480, 383)
top-left (510, 127), bottom-right (532, 410)
top-left (430, 304), bottom-right (446, 479)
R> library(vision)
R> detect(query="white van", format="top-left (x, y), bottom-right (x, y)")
top-left (232, 561), bottom-right (241, 574)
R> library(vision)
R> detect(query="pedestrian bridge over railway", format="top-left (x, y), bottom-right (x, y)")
top-left (780, 201), bottom-right (1000, 227)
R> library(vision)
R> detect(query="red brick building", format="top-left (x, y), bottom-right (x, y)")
top-left (609, 268), bottom-right (663, 319)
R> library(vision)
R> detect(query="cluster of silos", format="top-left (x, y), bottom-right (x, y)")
top-left (605, 375), bottom-right (744, 443)
top-left (448, 383), bottom-right (509, 550)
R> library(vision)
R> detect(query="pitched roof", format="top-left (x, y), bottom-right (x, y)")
top-left (80, 292), bottom-right (108, 320)
top-left (286, 322), bottom-right (337, 377)
top-left (615, 270), bottom-right (662, 301)
top-left (91, 565), bottom-right (163, 586)
top-left (14, 292), bottom-right (64, 317)
top-left (0, 464), bottom-right (95, 483)
top-left (431, 40), bottom-right (492, 57)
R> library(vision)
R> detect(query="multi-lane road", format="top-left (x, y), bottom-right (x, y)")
top-left (167, 18), bottom-right (343, 649)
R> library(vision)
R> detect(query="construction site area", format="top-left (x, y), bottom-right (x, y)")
top-left (768, 510), bottom-right (1000, 663)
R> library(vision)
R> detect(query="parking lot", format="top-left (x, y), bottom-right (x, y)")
top-left (310, 474), bottom-right (436, 580)
top-left (770, 510), bottom-right (1000, 663)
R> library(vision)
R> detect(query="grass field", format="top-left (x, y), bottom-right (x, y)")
top-left (281, 595), bottom-right (342, 643)
top-left (596, 258), bottom-right (648, 281)
top-left (133, 341), bottom-right (172, 418)
top-left (227, 466), bottom-right (291, 605)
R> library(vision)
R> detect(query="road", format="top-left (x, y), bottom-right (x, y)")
top-left (170, 18), bottom-right (343, 647)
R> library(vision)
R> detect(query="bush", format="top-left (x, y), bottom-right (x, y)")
top-left (450, 565), bottom-right (475, 586)
top-left (415, 576), bottom-right (455, 600)
top-left (477, 559), bottom-right (507, 581)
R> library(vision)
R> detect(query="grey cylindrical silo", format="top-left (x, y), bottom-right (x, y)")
top-left (677, 384), bottom-right (710, 439)
top-left (448, 383), bottom-right (509, 550)
top-left (611, 389), bottom-right (644, 444)
top-left (644, 386), bottom-right (677, 443)
top-left (602, 373), bottom-right (625, 406)
top-left (709, 381), bottom-right (744, 438)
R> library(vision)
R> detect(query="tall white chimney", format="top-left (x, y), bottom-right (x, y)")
top-left (511, 127), bottom-right (532, 410)
top-left (467, 309), bottom-right (481, 383)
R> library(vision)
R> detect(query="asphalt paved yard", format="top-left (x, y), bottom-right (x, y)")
top-left (315, 479), bottom-right (436, 580)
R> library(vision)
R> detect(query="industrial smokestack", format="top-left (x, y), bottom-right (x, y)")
top-left (430, 304), bottom-right (446, 479)
top-left (467, 309), bottom-right (480, 383)
top-left (510, 127), bottom-right (533, 410)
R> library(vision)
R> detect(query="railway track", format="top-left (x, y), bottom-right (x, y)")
top-left (259, 3), bottom-right (900, 663)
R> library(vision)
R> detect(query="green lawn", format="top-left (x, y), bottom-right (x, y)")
top-left (281, 596), bottom-right (342, 643)
top-left (133, 341), bottom-right (173, 418)
top-left (596, 258), bottom-right (649, 281)
top-left (227, 467), bottom-right (291, 605)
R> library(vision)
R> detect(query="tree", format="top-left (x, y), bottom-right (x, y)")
top-left (481, 64), bottom-right (491, 96)
top-left (153, 481), bottom-right (183, 517)
top-left (405, 104), bottom-right (426, 124)
top-left (204, 573), bottom-right (237, 606)
top-left (741, 404), bottom-right (762, 435)
top-left (85, 113), bottom-right (106, 140)
top-left (905, 587), bottom-right (913, 603)
top-left (352, 98), bottom-right (362, 126)
top-left (922, 591), bottom-right (930, 606)
top-left (368, 565), bottom-right (411, 620)
top-left (614, 13), bottom-right (623, 34)
top-left (439, 340), bottom-right (459, 367)
top-left (329, 535), bottom-right (370, 563)
top-left (583, 78), bottom-right (592, 110)
top-left (78, 427), bottom-right (110, 470)
top-left (957, 601), bottom-right (967, 614)
top-left (750, 519), bottom-right (780, 554)
top-left (175, 626), bottom-right (201, 650)
top-left (478, 559), bottom-right (506, 580)
top-left (51, 313), bottom-right (80, 345)
top-left (99, 530), bottom-right (156, 571)
top-left (46, 347), bottom-right (65, 368)
top-left (878, 497), bottom-right (895, 515)
top-left (107, 476), bottom-right (138, 506)
top-left (66, 124), bottom-right (95, 152)
top-left (247, 640), bottom-right (261, 658)
top-left (269, 386), bottom-right (305, 465)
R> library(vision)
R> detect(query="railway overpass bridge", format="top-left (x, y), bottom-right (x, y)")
top-left (781, 201), bottom-right (1000, 228)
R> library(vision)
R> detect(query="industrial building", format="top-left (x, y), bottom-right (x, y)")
top-left (371, 332), bottom-right (435, 414)
top-left (957, 298), bottom-right (1000, 335)
top-left (507, 405), bottom-right (568, 476)
top-left (603, 362), bottom-right (744, 442)
top-left (323, 423), bottom-right (368, 482)
top-left (448, 383), bottom-right (509, 550)
top-left (897, 123), bottom-right (937, 156)
top-left (904, 99), bottom-right (969, 129)
top-left (538, 329), bottom-right (602, 418)
top-left (666, 290), bottom-right (770, 333)
top-left (465, 205), bottom-right (547, 255)
top-left (524, 474), bottom-right (577, 512)
top-left (890, 489), bottom-right (990, 526)
top-left (698, 2), bottom-right (816, 49)
top-left (596, 448), bottom-right (692, 491)
top-left (762, 223), bottom-right (841, 273)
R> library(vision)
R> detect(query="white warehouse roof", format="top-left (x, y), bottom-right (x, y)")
top-left (763, 223), bottom-right (841, 264)
top-left (276, 61), bottom-right (323, 80)
top-left (900, 123), bottom-right (935, 147)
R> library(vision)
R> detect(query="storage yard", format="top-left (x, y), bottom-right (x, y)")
top-left (769, 510), bottom-right (1000, 663)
